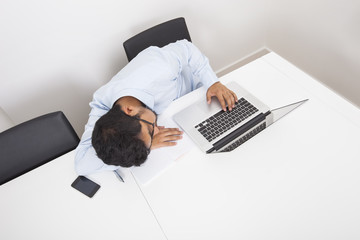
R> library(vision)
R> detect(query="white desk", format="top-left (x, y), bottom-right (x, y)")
top-left (137, 52), bottom-right (360, 240)
top-left (0, 151), bottom-right (166, 240)
top-left (1, 52), bottom-right (359, 240)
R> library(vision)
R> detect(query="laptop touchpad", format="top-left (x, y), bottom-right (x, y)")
top-left (196, 98), bottom-right (222, 116)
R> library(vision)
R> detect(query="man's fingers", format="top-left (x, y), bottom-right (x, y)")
top-left (157, 141), bottom-right (178, 148)
top-left (161, 134), bottom-right (183, 142)
top-left (216, 92), bottom-right (227, 111)
top-left (160, 132), bottom-right (183, 142)
top-left (157, 128), bottom-right (183, 141)
top-left (216, 90), bottom-right (238, 111)
top-left (206, 92), bottom-right (212, 104)
top-left (151, 140), bottom-right (177, 150)
top-left (207, 82), bottom-right (238, 111)
top-left (151, 127), bottom-right (183, 150)
top-left (159, 128), bottom-right (183, 135)
top-left (224, 92), bottom-right (235, 110)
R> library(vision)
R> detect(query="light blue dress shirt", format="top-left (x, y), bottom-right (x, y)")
top-left (75, 40), bottom-right (219, 175)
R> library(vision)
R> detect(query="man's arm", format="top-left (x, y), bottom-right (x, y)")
top-left (149, 41), bottom-right (237, 150)
top-left (163, 39), bottom-right (219, 90)
top-left (164, 40), bottom-right (237, 111)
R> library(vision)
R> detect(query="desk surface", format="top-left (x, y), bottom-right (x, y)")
top-left (138, 52), bottom-right (360, 240)
top-left (0, 151), bottom-right (166, 240)
top-left (1, 52), bottom-right (359, 240)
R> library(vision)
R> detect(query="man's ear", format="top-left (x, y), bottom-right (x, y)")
top-left (122, 105), bottom-right (140, 116)
top-left (122, 105), bottom-right (134, 115)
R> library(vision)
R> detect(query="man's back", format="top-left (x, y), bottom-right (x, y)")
top-left (75, 40), bottom-right (219, 176)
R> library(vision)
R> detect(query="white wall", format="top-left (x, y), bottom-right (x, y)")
top-left (266, 0), bottom-right (360, 108)
top-left (1, 0), bottom-right (359, 137)
top-left (0, 0), bottom-right (267, 135)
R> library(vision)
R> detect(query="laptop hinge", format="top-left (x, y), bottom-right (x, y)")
top-left (208, 113), bottom-right (266, 153)
top-left (206, 147), bottom-right (216, 154)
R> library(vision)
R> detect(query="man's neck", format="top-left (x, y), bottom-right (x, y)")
top-left (115, 96), bottom-right (143, 107)
top-left (115, 96), bottom-right (145, 116)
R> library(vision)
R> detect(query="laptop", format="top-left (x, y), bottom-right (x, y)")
top-left (173, 81), bottom-right (307, 153)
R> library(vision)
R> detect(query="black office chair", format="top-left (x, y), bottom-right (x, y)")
top-left (0, 111), bottom-right (80, 185)
top-left (123, 17), bottom-right (192, 61)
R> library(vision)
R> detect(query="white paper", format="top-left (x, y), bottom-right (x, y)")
top-left (130, 110), bottom-right (194, 186)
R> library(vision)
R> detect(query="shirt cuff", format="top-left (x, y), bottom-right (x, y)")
top-left (199, 68), bottom-right (219, 90)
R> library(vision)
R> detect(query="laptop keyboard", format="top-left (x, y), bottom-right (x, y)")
top-left (195, 98), bottom-right (258, 142)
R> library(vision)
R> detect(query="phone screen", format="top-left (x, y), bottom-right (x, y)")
top-left (71, 176), bottom-right (100, 198)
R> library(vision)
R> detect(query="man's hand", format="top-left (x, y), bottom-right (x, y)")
top-left (150, 126), bottom-right (183, 150)
top-left (206, 82), bottom-right (238, 111)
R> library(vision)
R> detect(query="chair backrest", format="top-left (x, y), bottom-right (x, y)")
top-left (0, 111), bottom-right (80, 185)
top-left (123, 17), bottom-right (191, 61)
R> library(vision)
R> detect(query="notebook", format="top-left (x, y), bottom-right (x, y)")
top-left (173, 81), bottom-right (307, 153)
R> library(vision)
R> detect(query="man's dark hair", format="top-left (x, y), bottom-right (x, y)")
top-left (92, 104), bottom-right (150, 167)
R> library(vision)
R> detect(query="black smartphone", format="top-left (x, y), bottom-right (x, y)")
top-left (71, 176), bottom-right (100, 198)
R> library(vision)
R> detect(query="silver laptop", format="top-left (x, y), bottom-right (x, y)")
top-left (173, 81), bottom-right (307, 153)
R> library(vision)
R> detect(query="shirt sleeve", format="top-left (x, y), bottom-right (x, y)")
top-left (162, 39), bottom-right (219, 90)
top-left (74, 101), bottom-right (119, 176)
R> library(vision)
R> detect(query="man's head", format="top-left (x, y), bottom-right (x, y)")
top-left (92, 103), bottom-right (158, 167)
